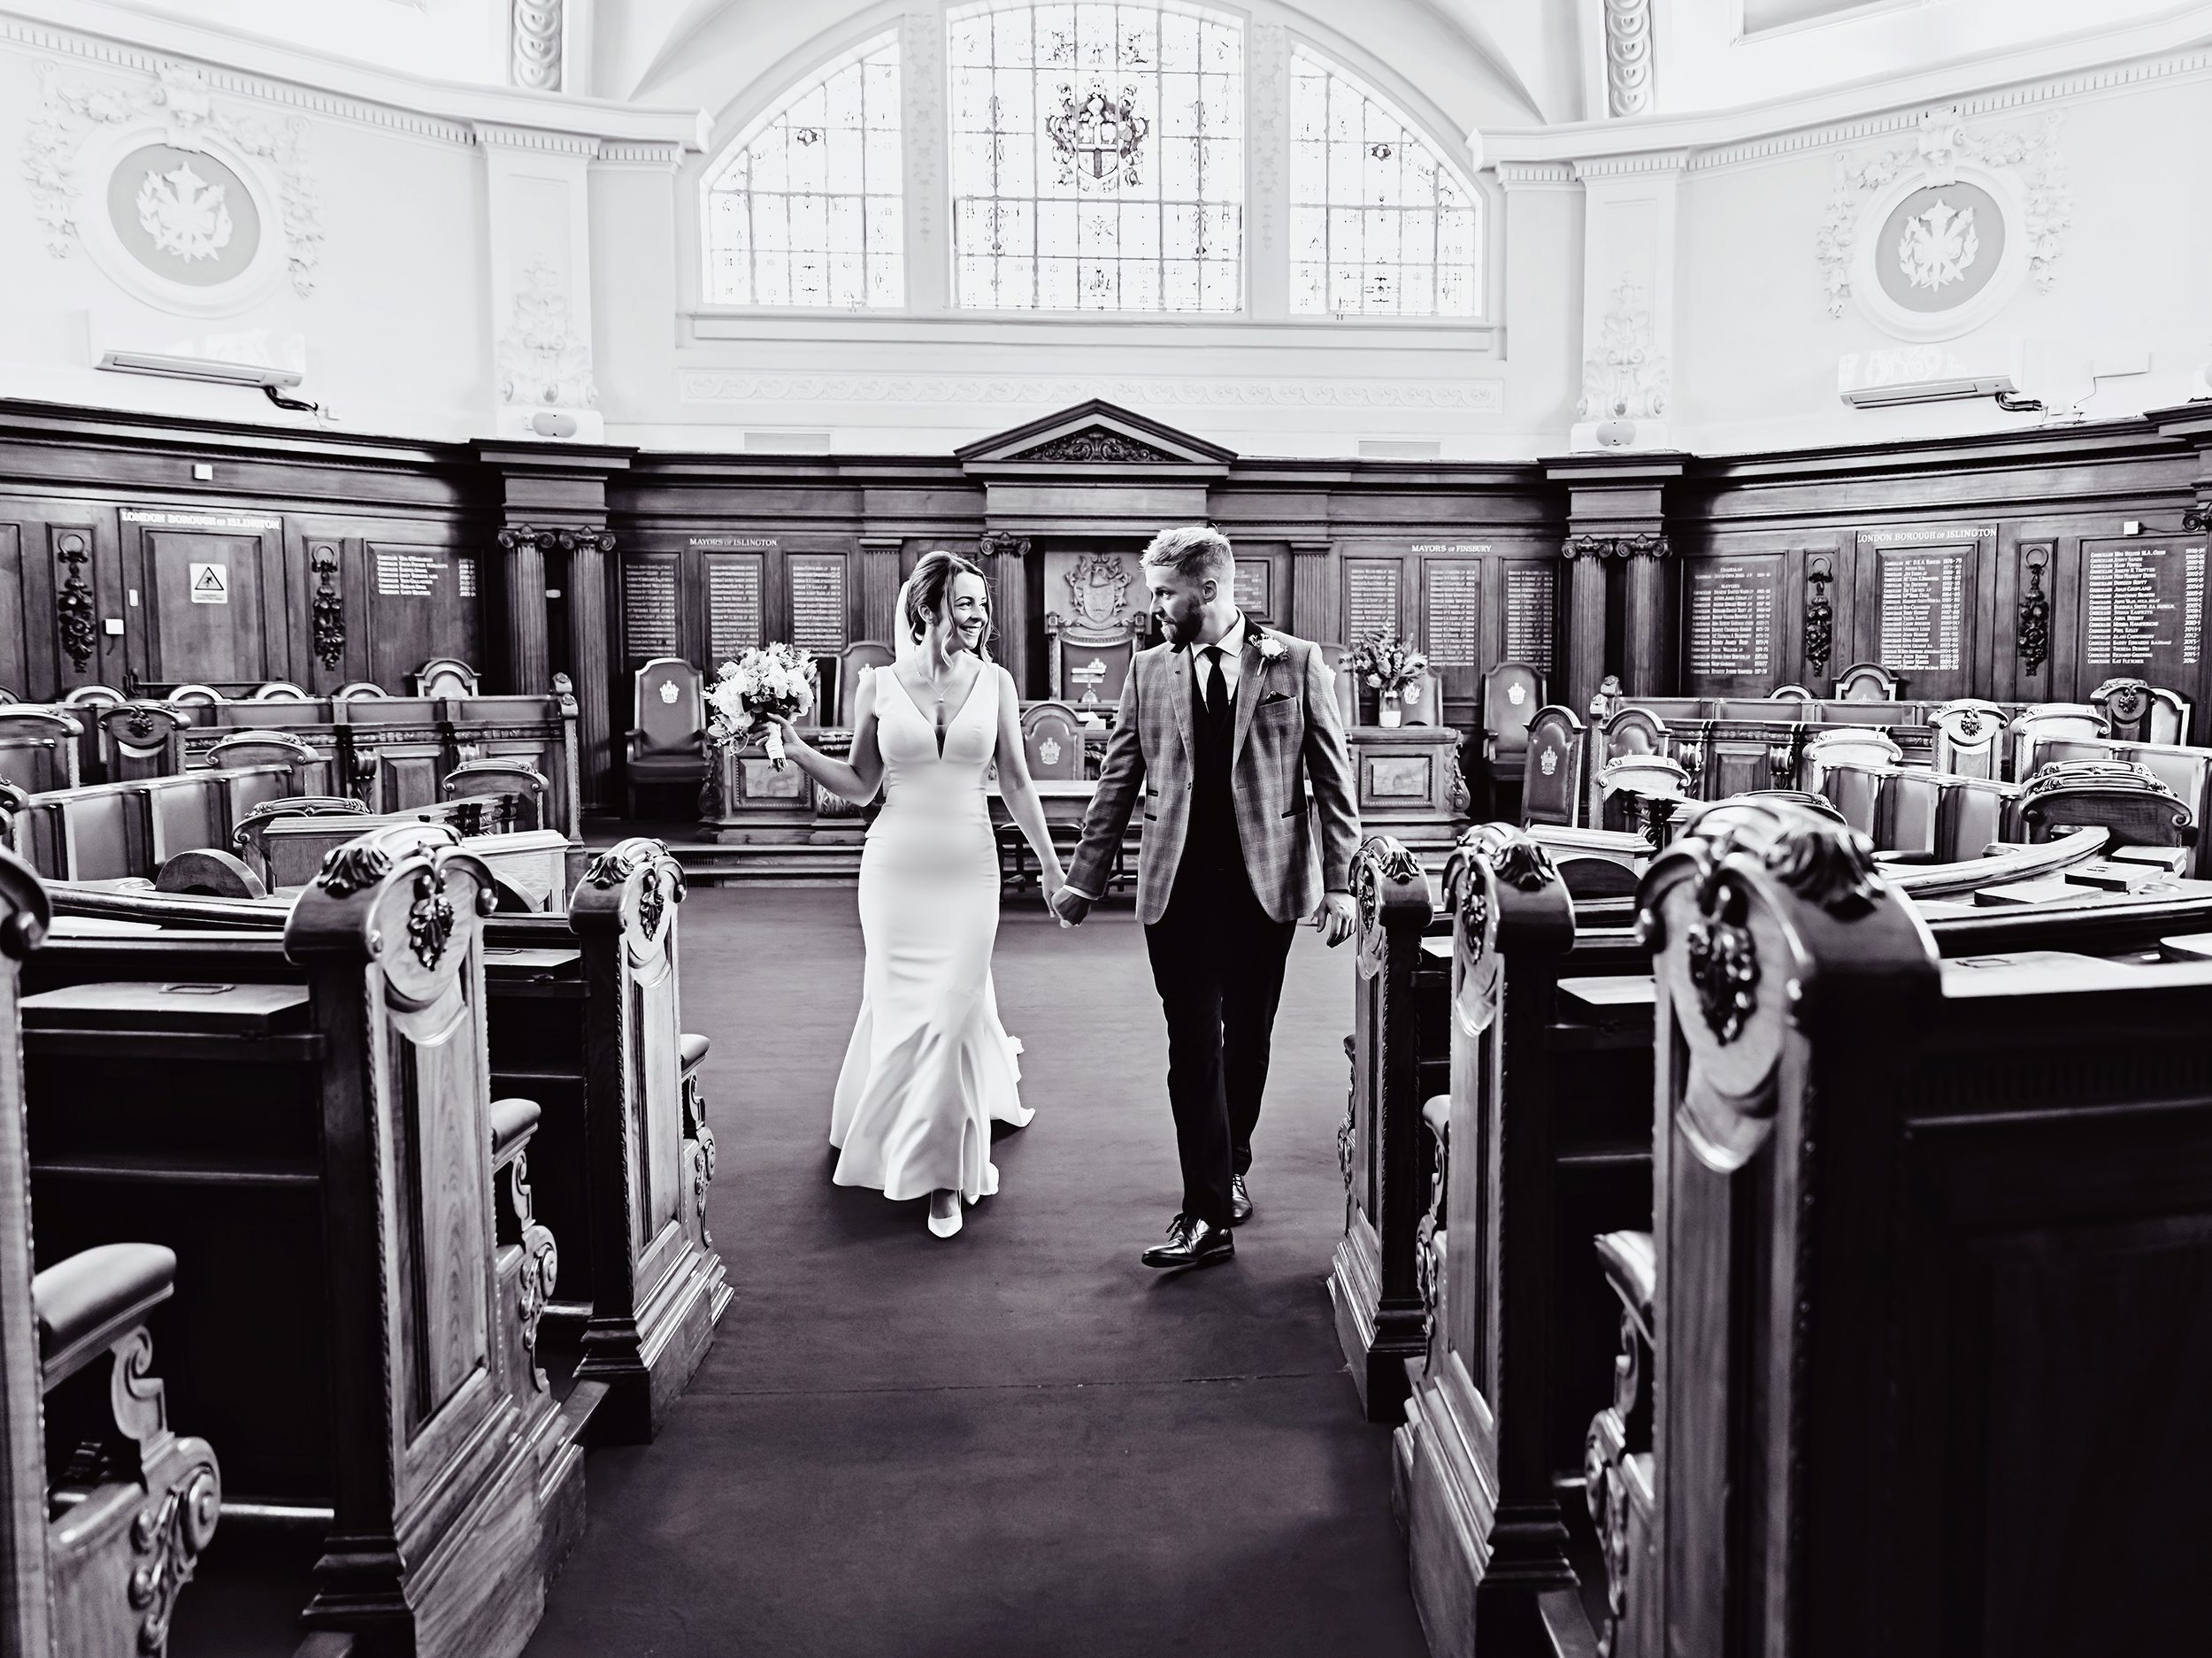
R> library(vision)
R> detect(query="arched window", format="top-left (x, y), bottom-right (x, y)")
top-left (703, 33), bottom-right (903, 308)
top-left (948, 2), bottom-right (1244, 312)
top-left (1287, 46), bottom-right (1480, 317)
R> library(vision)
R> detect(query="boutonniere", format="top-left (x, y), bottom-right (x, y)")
top-left (1255, 633), bottom-right (1287, 663)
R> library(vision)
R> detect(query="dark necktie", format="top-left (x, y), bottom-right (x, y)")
top-left (1201, 646), bottom-right (1226, 722)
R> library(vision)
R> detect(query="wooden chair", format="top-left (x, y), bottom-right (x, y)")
top-left (332, 680), bottom-right (390, 702)
top-left (840, 641), bottom-right (895, 707)
top-left (164, 685), bottom-right (226, 709)
top-left (626, 658), bottom-right (709, 818)
top-left (0, 712), bottom-right (82, 795)
top-left (96, 702), bottom-right (191, 784)
top-left (1519, 705), bottom-right (1586, 829)
top-left (1931, 698), bottom-right (2007, 779)
top-left (2014, 758), bottom-right (2195, 852)
top-left (1831, 661), bottom-right (1903, 700)
top-left (410, 656), bottom-right (480, 699)
top-left (1324, 647), bottom-right (1356, 734)
top-left (995, 702), bottom-right (1102, 894)
top-left (1597, 754), bottom-right (1690, 847)
top-left (0, 850), bottom-right (222, 1658)
top-left (1480, 662), bottom-right (1544, 820)
top-left (202, 727), bottom-right (330, 794)
top-left (229, 796), bottom-right (371, 885)
top-left (1594, 707), bottom-right (1673, 825)
top-left (58, 686), bottom-right (123, 710)
top-left (1402, 664), bottom-right (1441, 728)
top-left (2091, 677), bottom-right (2192, 746)
top-left (443, 757), bottom-right (551, 833)
top-left (2009, 702), bottom-right (2106, 781)
top-left (1798, 725), bottom-right (1902, 793)
top-left (250, 681), bottom-right (312, 702)
top-left (0, 687), bottom-right (16, 705)
top-left (1770, 683), bottom-right (1816, 705)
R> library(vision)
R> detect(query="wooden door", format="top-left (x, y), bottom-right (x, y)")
top-left (130, 521), bottom-right (288, 688)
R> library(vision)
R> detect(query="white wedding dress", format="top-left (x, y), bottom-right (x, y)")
top-left (829, 660), bottom-right (1032, 1204)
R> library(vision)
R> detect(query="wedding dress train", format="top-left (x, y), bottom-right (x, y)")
top-left (830, 662), bottom-right (1032, 1207)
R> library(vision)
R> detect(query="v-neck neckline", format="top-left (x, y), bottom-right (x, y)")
top-left (893, 662), bottom-right (987, 759)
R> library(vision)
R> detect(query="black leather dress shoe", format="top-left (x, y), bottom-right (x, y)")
top-left (1231, 1175), bottom-right (1254, 1226)
top-left (1141, 1214), bottom-right (1234, 1270)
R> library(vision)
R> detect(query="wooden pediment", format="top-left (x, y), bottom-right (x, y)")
top-left (956, 401), bottom-right (1235, 472)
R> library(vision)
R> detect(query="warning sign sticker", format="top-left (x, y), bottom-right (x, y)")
top-left (188, 563), bottom-right (229, 604)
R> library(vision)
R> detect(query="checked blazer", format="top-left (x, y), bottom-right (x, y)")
top-left (1065, 620), bottom-right (1361, 925)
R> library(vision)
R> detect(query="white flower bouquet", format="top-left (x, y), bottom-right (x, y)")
top-left (1346, 631), bottom-right (1430, 702)
top-left (708, 643), bottom-right (815, 769)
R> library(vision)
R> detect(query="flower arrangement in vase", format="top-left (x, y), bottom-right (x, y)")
top-left (707, 643), bottom-right (815, 767)
top-left (1345, 631), bottom-right (1429, 728)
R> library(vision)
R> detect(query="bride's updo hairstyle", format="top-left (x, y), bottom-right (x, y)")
top-left (904, 550), bottom-right (993, 656)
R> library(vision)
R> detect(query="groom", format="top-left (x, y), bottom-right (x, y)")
top-left (1053, 526), bottom-right (1361, 1270)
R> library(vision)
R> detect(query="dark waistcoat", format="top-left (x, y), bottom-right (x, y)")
top-left (1186, 650), bottom-right (1240, 874)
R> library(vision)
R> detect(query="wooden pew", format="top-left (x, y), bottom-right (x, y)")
top-left (0, 848), bottom-right (223, 1658)
top-left (1329, 834), bottom-right (1440, 1420)
top-left (19, 832), bottom-right (582, 1657)
top-left (1616, 799), bottom-right (2212, 1656)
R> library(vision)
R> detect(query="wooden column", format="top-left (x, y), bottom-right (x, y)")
top-left (495, 526), bottom-right (552, 695)
top-left (563, 530), bottom-right (616, 815)
top-left (1547, 453), bottom-right (1686, 711)
top-left (1294, 540), bottom-right (1338, 642)
top-left (475, 442), bottom-right (636, 817)
top-left (979, 531), bottom-right (1032, 695)
top-left (1563, 540), bottom-right (1609, 717)
top-left (860, 536), bottom-right (904, 645)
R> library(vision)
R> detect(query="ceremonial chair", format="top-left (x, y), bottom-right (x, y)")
top-left (1402, 664), bottom-right (1441, 728)
top-left (995, 702), bottom-right (1102, 894)
top-left (2009, 702), bottom-right (2106, 781)
top-left (840, 641), bottom-right (894, 707)
top-left (1479, 662), bottom-right (1544, 821)
top-left (0, 848), bottom-right (222, 1658)
top-left (163, 685), bottom-right (225, 710)
top-left (804, 654), bottom-right (841, 731)
top-left (1324, 647), bottom-right (1357, 733)
top-left (1797, 725), bottom-right (1902, 793)
top-left (202, 728), bottom-right (333, 795)
top-left (2091, 676), bottom-right (2192, 746)
top-left (444, 756), bottom-right (551, 833)
top-left (1597, 754), bottom-right (1690, 847)
top-left (332, 680), bottom-right (389, 702)
top-left (411, 656), bottom-right (480, 699)
top-left (96, 702), bottom-right (190, 784)
top-left (1831, 661), bottom-right (1903, 700)
top-left (1770, 683), bottom-right (1816, 705)
top-left (1594, 708), bottom-right (1672, 824)
top-left (1518, 705), bottom-right (1586, 829)
top-left (249, 681), bottom-right (312, 702)
top-left (626, 657), bottom-right (709, 819)
top-left (1932, 698), bottom-right (2008, 779)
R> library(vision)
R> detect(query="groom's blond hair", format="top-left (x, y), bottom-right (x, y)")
top-left (1142, 526), bottom-right (1233, 585)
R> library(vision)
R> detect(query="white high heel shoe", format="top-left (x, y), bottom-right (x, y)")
top-left (927, 1190), bottom-right (963, 1239)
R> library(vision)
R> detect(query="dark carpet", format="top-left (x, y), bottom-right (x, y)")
top-left (520, 887), bottom-right (1428, 1658)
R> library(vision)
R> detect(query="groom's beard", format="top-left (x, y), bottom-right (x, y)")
top-left (1162, 610), bottom-right (1202, 648)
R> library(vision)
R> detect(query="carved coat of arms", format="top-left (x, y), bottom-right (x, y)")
top-left (1540, 747), bottom-right (1559, 777)
top-left (136, 158), bottom-right (233, 263)
top-left (1063, 551), bottom-right (1133, 633)
top-left (1507, 683), bottom-right (1525, 706)
top-left (1895, 197), bottom-right (1979, 293)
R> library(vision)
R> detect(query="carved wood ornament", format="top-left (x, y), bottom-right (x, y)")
top-left (1563, 533), bottom-right (1671, 561)
top-left (2017, 541), bottom-right (2054, 677)
top-left (1801, 557), bottom-right (1835, 681)
top-left (1010, 427), bottom-right (1181, 464)
top-left (310, 541), bottom-right (345, 670)
top-left (55, 529), bottom-right (96, 672)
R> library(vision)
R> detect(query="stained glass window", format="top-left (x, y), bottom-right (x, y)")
top-left (703, 33), bottom-right (903, 308)
top-left (1288, 47), bottom-right (1480, 317)
top-left (948, 3), bottom-right (1244, 312)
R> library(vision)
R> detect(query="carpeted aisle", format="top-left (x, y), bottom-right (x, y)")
top-left (521, 887), bottom-right (1430, 1658)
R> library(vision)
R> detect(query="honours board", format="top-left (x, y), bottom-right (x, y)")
top-left (1346, 559), bottom-right (1402, 642)
top-left (1876, 547), bottom-right (1966, 674)
top-left (1502, 564), bottom-right (1555, 672)
top-left (707, 556), bottom-right (764, 664)
top-left (2080, 539), bottom-right (2206, 682)
top-left (621, 557), bottom-right (680, 661)
top-left (787, 555), bottom-right (849, 654)
top-left (1686, 557), bottom-right (1779, 687)
top-left (1423, 561), bottom-right (1481, 668)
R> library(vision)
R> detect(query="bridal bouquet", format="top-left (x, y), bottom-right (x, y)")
top-left (1346, 631), bottom-right (1430, 702)
top-left (708, 643), bottom-right (814, 769)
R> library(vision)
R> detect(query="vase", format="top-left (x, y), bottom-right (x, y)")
top-left (1379, 689), bottom-right (1403, 729)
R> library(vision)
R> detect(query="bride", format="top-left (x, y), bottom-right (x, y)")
top-left (759, 551), bottom-right (1065, 1238)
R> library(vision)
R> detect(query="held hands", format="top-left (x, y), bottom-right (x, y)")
top-left (1048, 883), bottom-right (1092, 928)
top-left (1310, 891), bottom-right (1356, 948)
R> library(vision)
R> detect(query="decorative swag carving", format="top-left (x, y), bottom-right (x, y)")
top-left (2017, 541), bottom-right (2054, 677)
top-left (1010, 428), bottom-right (1182, 464)
top-left (2183, 502), bottom-right (2212, 534)
top-left (54, 528), bottom-right (96, 672)
top-left (1563, 533), bottom-right (1671, 561)
top-left (310, 541), bottom-right (344, 671)
top-left (1802, 557), bottom-right (1835, 680)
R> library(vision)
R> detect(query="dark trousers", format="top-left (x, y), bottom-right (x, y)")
top-left (1143, 860), bottom-right (1298, 1229)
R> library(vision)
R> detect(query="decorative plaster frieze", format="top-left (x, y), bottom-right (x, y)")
top-left (472, 121), bottom-right (601, 157)
top-left (511, 0), bottom-right (561, 92)
top-left (1578, 278), bottom-right (1669, 422)
top-left (24, 58), bottom-right (324, 296)
top-left (1571, 150), bottom-right (1688, 180)
top-left (677, 372), bottom-right (1508, 413)
top-left (1815, 105), bottom-right (2071, 319)
top-left (597, 141), bottom-right (687, 169)
top-left (902, 12), bottom-right (942, 241)
top-left (498, 259), bottom-right (598, 409)
top-left (1249, 21), bottom-right (1287, 252)
top-left (1603, 0), bottom-right (1655, 118)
